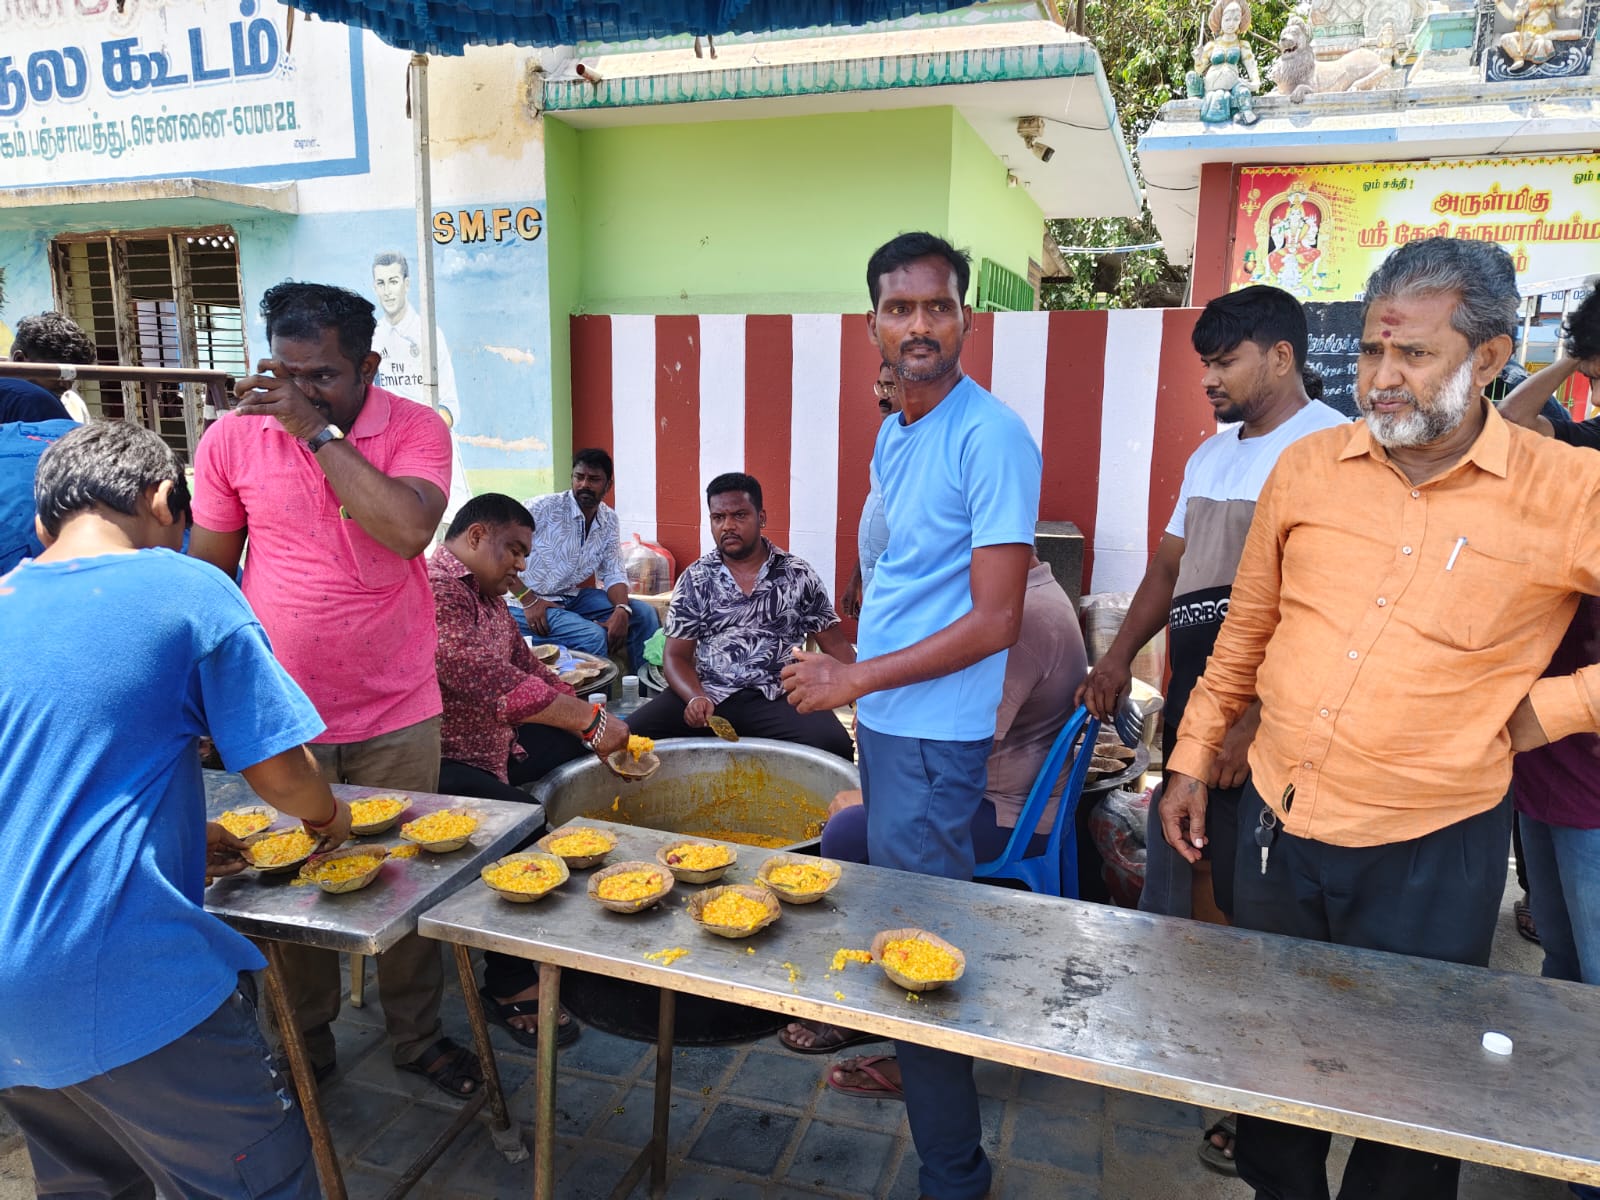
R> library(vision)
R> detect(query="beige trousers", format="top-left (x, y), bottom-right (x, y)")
top-left (275, 715), bottom-right (445, 1067)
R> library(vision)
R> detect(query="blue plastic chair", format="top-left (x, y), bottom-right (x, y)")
top-left (973, 704), bottom-right (1100, 899)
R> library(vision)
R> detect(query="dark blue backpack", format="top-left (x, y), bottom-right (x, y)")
top-left (0, 419), bottom-right (77, 575)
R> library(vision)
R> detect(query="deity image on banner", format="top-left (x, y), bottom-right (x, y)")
top-left (1245, 184), bottom-right (1332, 298)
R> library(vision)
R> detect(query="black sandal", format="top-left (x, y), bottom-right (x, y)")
top-left (399, 1036), bottom-right (482, 1099)
top-left (478, 986), bottom-right (581, 1050)
top-left (1198, 1115), bottom-right (1238, 1176)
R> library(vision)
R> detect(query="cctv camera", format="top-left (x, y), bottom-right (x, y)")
top-left (1030, 140), bottom-right (1054, 163)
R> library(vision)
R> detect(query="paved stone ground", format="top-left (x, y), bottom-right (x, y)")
top-left (0, 876), bottom-right (1573, 1200)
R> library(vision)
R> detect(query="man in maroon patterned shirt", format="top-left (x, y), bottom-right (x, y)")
top-left (429, 492), bottom-right (632, 1047)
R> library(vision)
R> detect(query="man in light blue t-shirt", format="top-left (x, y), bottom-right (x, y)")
top-left (784, 232), bottom-right (1041, 1200)
top-left (0, 422), bottom-right (353, 1199)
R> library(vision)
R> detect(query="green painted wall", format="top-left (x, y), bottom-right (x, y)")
top-left (567, 107), bottom-right (1041, 315)
top-left (544, 117), bottom-right (582, 471)
top-left (946, 109), bottom-right (1046, 301)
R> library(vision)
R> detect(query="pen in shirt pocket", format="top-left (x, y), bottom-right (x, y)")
top-left (1445, 536), bottom-right (1467, 572)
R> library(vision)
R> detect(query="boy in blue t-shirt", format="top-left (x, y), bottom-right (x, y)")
top-left (0, 421), bottom-right (353, 1199)
top-left (782, 233), bottom-right (1041, 1200)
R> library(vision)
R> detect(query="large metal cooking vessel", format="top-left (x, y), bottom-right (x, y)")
top-left (531, 737), bottom-right (856, 850)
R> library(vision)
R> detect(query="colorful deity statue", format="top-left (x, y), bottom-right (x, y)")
top-left (1496, 0), bottom-right (1585, 69)
top-left (1186, 0), bottom-right (1262, 125)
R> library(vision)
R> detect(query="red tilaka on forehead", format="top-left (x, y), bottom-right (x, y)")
top-left (1379, 311), bottom-right (1402, 326)
top-left (1381, 330), bottom-right (1391, 338)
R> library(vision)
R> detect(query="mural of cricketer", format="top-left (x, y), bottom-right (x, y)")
top-left (372, 251), bottom-right (473, 515)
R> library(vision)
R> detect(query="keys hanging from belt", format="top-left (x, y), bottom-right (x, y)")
top-left (1256, 802), bottom-right (1282, 876)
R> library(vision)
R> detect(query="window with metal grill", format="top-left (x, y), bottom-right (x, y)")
top-left (50, 228), bottom-right (247, 463)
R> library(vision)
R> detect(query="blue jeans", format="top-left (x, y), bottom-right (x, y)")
top-left (510, 587), bottom-right (659, 672)
top-left (1518, 814), bottom-right (1600, 986)
top-left (857, 723), bottom-right (994, 1200)
top-left (1521, 805), bottom-right (1600, 1200)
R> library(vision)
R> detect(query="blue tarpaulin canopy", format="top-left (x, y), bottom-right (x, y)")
top-left (290, 1), bottom-right (986, 55)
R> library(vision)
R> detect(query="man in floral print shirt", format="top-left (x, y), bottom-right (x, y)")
top-left (626, 472), bottom-right (856, 759)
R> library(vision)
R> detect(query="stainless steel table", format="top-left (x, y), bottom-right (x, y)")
top-left (419, 820), bottom-right (1600, 1200)
top-left (204, 772), bottom-right (544, 1200)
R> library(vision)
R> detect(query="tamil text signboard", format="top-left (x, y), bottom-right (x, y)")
top-left (1230, 155), bottom-right (1600, 301)
top-left (0, 0), bottom-right (367, 188)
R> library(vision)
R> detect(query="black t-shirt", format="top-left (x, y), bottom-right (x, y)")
top-left (0, 378), bottom-right (70, 424)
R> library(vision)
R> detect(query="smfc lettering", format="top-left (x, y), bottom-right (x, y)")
top-left (433, 206), bottom-right (543, 245)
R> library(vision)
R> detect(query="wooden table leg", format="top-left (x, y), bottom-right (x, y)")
top-left (534, 962), bottom-right (561, 1200)
top-left (259, 940), bottom-right (347, 1200)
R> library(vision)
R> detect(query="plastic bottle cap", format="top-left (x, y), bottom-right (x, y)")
top-left (622, 675), bottom-right (639, 686)
top-left (1481, 1031), bottom-right (1513, 1055)
top-left (587, 693), bottom-right (607, 706)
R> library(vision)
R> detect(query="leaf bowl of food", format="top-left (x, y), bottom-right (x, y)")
top-left (871, 927), bottom-right (966, 992)
top-left (655, 838), bottom-right (738, 885)
top-left (245, 828), bottom-right (320, 875)
top-left (755, 853), bottom-right (842, 904)
top-left (481, 851), bottom-right (570, 903)
top-left (298, 846), bottom-right (387, 895)
top-left (538, 825), bottom-right (619, 869)
top-left (399, 807), bottom-right (479, 853)
top-left (588, 861), bottom-right (675, 914)
top-left (348, 794), bottom-right (412, 836)
top-left (217, 805), bottom-right (277, 840)
top-left (686, 883), bottom-right (782, 939)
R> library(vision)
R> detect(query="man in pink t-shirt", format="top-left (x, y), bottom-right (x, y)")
top-left (190, 282), bottom-right (480, 1100)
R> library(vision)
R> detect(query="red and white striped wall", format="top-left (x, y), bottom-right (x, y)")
top-left (571, 310), bottom-right (1217, 606)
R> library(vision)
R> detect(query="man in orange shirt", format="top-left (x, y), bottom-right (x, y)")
top-left (1162, 237), bottom-right (1600, 1200)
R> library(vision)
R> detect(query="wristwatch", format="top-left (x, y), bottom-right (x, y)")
top-left (305, 424), bottom-right (345, 453)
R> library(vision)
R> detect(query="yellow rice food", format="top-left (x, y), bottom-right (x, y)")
top-left (548, 829), bottom-right (614, 857)
top-left (881, 938), bottom-right (961, 983)
top-left (389, 844), bottom-right (421, 859)
top-left (701, 891), bottom-right (771, 930)
top-left (765, 863), bottom-right (834, 893)
top-left (249, 830), bottom-right (317, 867)
top-left (644, 947), bottom-right (689, 966)
top-left (218, 809), bottom-right (273, 838)
top-left (664, 843), bottom-right (734, 871)
top-left (483, 858), bottom-right (564, 893)
top-left (596, 869), bottom-right (666, 902)
top-left (402, 810), bottom-right (478, 842)
top-left (830, 948), bottom-right (873, 972)
top-left (301, 854), bottom-right (384, 884)
top-left (627, 735), bottom-right (654, 762)
top-left (350, 797), bottom-right (407, 826)
top-left (686, 828), bottom-right (789, 849)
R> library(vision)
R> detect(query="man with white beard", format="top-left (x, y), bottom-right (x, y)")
top-left (1160, 237), bottom-right (1600, 1200)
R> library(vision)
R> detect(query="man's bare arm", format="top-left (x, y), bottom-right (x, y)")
top-left (782, 543), bottom-right (1032, 712)
top-left (189, 525), bottom-right (248, 578)
top-left (663, 635), bottom-right (715, 728)
top-left (1077, 534), bottom-right (1184, 719)
top-left (1498, 354), bottom-right (1579, 437)
top-left (313, 444), bottom-right (446, 559)
top-left (812, 623), bottom-right (857, 665)
top-left (239, 745), bottom-right (352, 847)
